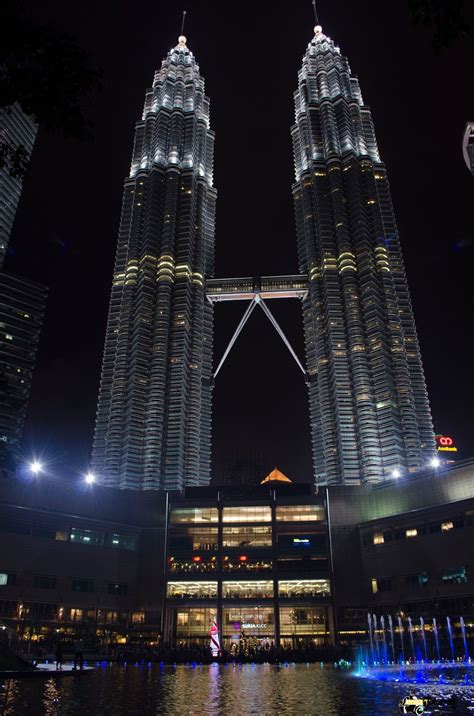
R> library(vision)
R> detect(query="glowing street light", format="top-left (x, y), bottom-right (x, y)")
top-left (85, 472), bottom-right (96, 485)
top-left (391, 469), bottom-right (401, 479)
top-left (430, 457), bottom-right (441, 468)
top-left (29, 461), bottom-right (43, 475)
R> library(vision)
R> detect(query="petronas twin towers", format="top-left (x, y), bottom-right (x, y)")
top-left (91, 24), bottom-right (436, 490)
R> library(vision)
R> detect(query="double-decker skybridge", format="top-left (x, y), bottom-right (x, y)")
top-left (206, 275), bottom-right (309, 379)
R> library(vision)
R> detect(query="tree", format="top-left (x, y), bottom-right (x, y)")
top-left (0, 1), bottom-right (101, 177)
top-left (408, 0), bottom-right (470, 52)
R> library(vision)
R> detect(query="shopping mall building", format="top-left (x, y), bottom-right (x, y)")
top-left (0, 461), bottom-right (473, 653)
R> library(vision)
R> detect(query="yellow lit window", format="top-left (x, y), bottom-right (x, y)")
top-left (371, 579), bottom-right (378, 594)
top-left (373, 532), bottom-right (384, 545)
top-left (406, 528), bottom-right (417, 538)
top-left (441, 521), bottom-right (454, 532)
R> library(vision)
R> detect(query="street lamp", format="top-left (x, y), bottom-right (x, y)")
top-left (29, 461), bottom-right (42, 475)
top-left (430, 457), bottom-right (440, 468)
top-left (391, 469), bottom-right (401, 479)
top-left (85, 472), bottom-right (96, 485)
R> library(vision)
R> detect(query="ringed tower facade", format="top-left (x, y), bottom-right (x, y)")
top-left (292, 24), bottom-right (436, 483)
top-left (92, 35), bottom-right (216, 489)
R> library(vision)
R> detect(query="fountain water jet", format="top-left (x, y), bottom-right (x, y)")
top-left (433, 618), bottom-right (440, 661)
top-left (367, 613), bottom-right (374, 664)
top-left (397, 616), bottom-right (405, 664)
top-left (407, 616), bottom-right (416, 662)
top-left (388, 615), bottom-right (396, 663)
top-left (419, 617), bottom-right (428, 661)
top-left (460, 617), bottom-right (469, 661)
top-left (447, 616), bottom-right (455, 661)
top-left (380, 616), bottom-right (388, 664)
top-left (372, 614), bottom-right (380, 663)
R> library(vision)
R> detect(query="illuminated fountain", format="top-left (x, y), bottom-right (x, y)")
top-left (355, 614), bottom-right (473, 687)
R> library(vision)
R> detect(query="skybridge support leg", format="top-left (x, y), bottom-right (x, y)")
top-left (213, 298), bottom-right (258, 379)
top-left (256, 297), bottom-right (307, 376)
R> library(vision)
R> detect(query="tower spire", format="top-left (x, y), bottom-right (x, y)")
top-left (178, 10), bottom-right (187, 44)
top-left (312, 1), bottom-right (323, 36)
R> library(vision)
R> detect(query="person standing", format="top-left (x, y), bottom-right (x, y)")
top-left (73, 637), bottom-right (84, 670)
top-left (55, 640), bottom-right (64, 670)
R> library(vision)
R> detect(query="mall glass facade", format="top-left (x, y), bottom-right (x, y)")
top-left (163, 487), bottom-right (333, 647)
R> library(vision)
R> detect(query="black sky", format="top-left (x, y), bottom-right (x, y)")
top-left (8, 0), bottom-right (474, 482)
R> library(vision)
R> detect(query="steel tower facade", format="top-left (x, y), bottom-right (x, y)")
top-left (292, 25), bottom-right (436, 483)
top-left (92, 36), bottom-right (216, 490)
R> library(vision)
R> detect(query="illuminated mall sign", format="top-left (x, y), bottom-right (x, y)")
top-left (436, 435), bottom-right (458, 453)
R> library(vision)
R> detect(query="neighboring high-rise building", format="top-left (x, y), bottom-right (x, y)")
top-left (292, 25), bottom-right (436, 483)
top-left (0, 273), bottom-right (47, 461)
top-left (0, 103), bottom-right (37, 269)
top-left (92, 35), bottom-right (216, 490)
top-left (0, 104), bottom-right (45, 468)
top-left (462, 122), bottom-right (474, 175)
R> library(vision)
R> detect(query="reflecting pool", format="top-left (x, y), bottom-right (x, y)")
top-left (2, 663), bottom-right (474, 715)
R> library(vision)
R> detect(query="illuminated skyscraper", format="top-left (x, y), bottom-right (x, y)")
top-left (0, 105), bottom-right (45, 466)
top-left (0, 103), bottom-right (37, 269)
top-left (0, 274), bottom-right (47, 460)
top-left (292, 25), bottom-right (436, 483)
top-left (92, 35), bottom-right (216, 490)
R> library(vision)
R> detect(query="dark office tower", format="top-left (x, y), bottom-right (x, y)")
top-left (0, 104), bottom-right (44, 468)
top-left (92, 35), bottom-right (216, 490)
top-left (0, 274), bottom-right (47, 461)
top-left (0, 104), bottom-right (38, 269)
top-left (292, 25), bottom-right (436, 484)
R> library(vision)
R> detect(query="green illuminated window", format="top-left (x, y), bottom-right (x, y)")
top-left (70, 528), bottom-right (104, 546)
top-left (170, 507), bottom-right (218, 523)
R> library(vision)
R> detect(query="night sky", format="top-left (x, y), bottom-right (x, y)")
top-left (8, 0), bottom-right (474, 483)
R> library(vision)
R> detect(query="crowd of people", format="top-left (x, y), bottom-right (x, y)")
top-left (106, 639), bottom-right (338, 664)
top-left (27, 633), bottom-right (340, 665)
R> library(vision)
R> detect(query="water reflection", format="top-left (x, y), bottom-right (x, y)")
top-left (1, 664), bottom-right (473, 715)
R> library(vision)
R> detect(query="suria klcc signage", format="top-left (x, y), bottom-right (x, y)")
top-left (436, 435), bottom-right (458, 453)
